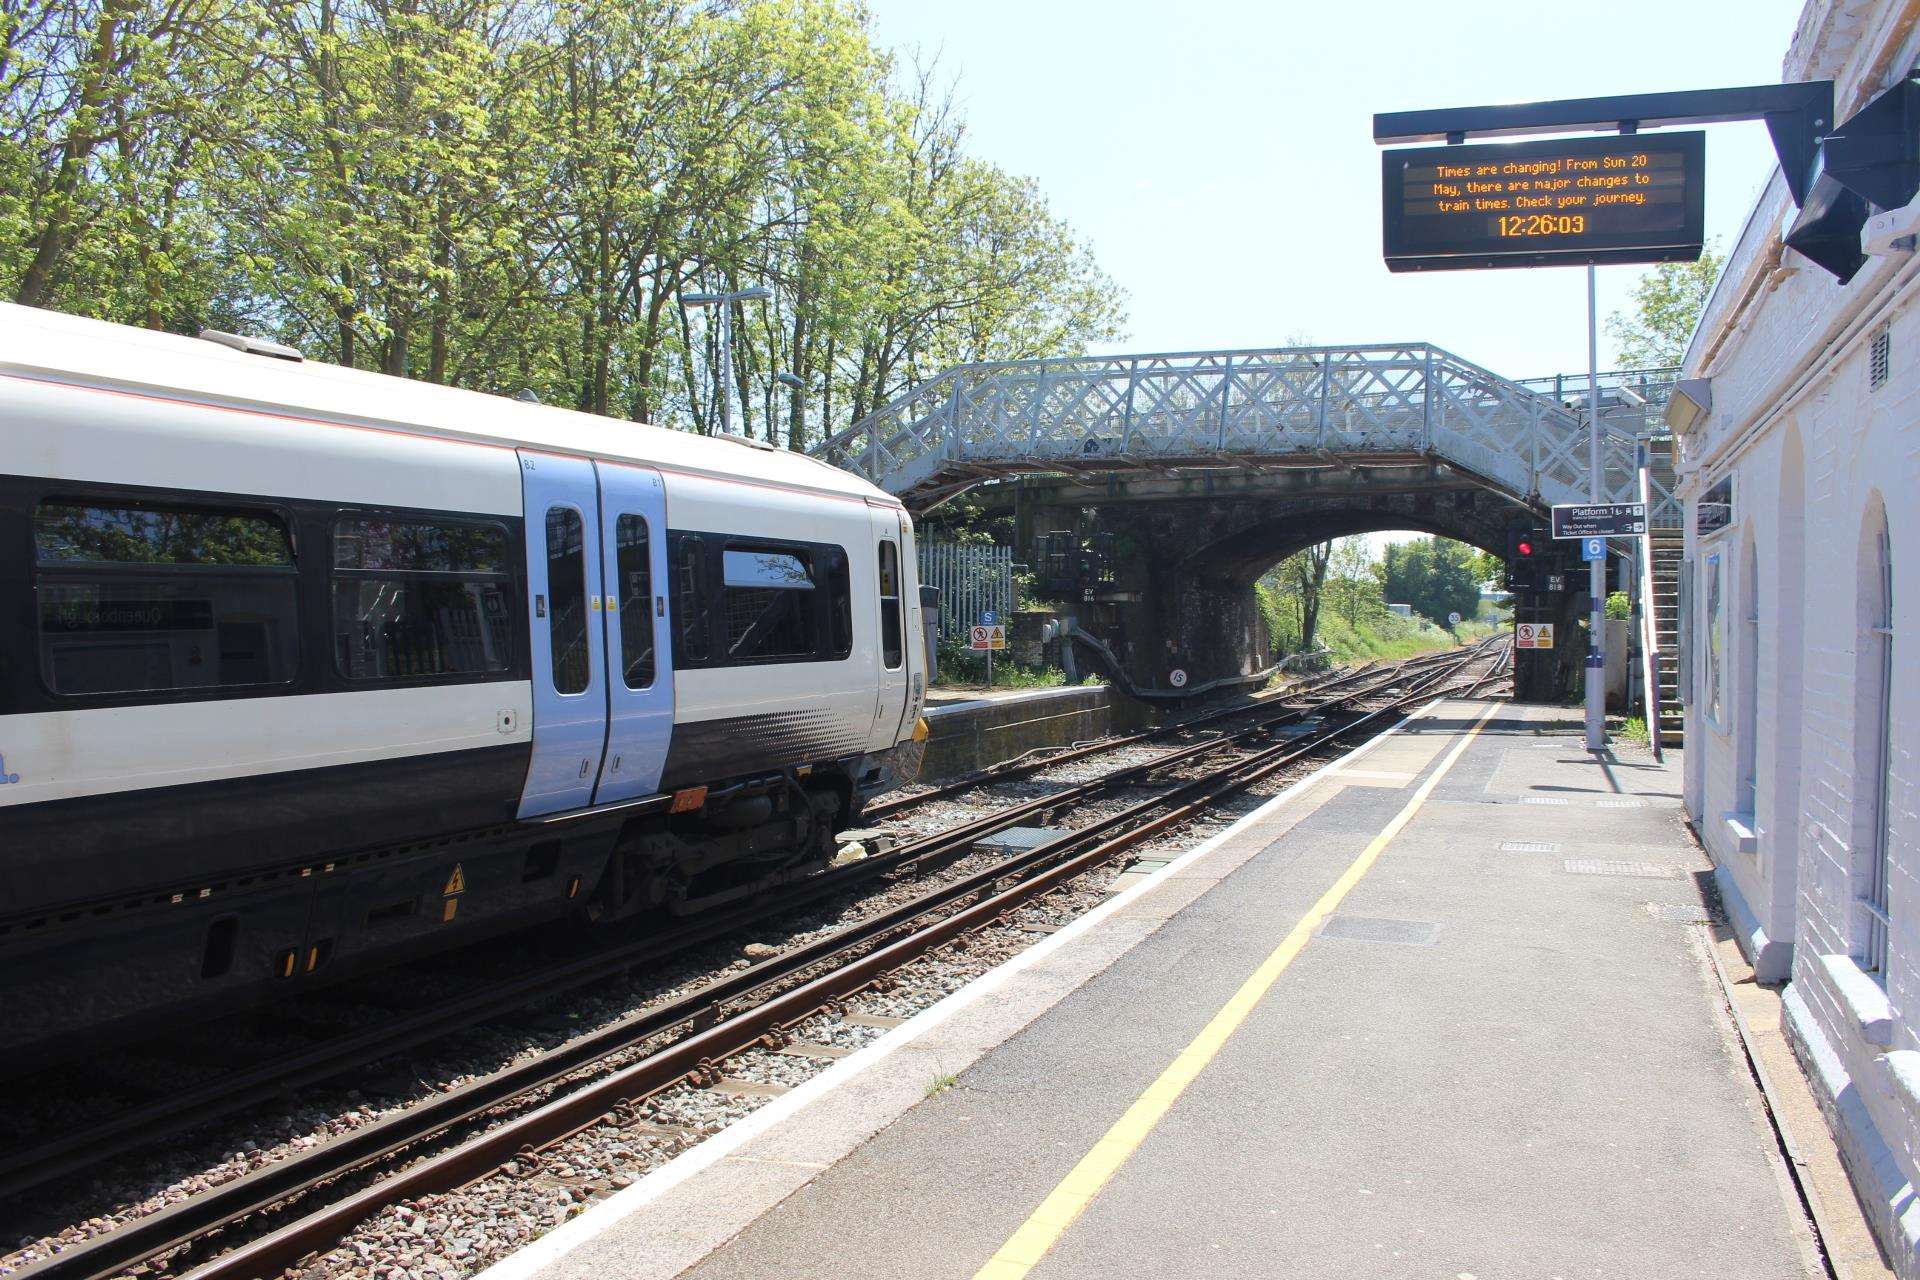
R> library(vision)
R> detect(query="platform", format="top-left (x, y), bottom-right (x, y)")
top-left (480, 700), bottom-right (1823, 1280)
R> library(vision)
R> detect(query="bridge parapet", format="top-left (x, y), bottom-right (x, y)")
top-left (813, 344), bottom-right (1678, 525)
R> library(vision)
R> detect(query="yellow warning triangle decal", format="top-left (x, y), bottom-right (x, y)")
top-left (443, 864), bottom-right (466, 896)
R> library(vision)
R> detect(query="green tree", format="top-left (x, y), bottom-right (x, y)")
top-left (1606, 242), bottom-right (1725, 367)
top-left (1378, 537), bottom-right (1481, 628)
top-left (1, 0), bottom-right (258, 324)
top-left (2, 0), bottom-right (1126, 439)
top-left (1325, 535), bottom-right (1377, 625)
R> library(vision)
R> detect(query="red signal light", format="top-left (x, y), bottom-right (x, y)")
top-left (1516, 539), bottom-right (1535, 558)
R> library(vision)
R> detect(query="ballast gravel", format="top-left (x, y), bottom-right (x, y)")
top-left (0, 659), bottom-right (1484, 1280)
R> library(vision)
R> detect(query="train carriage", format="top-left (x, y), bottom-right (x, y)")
top-left (0, 303), bottom-right (929, 1071)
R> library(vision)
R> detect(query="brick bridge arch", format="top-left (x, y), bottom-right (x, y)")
top-left (1003, 466), bottom-right (1572, 695)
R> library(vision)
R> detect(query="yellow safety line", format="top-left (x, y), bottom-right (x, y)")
top-left (971, 699), bottom-right (1502, 1280)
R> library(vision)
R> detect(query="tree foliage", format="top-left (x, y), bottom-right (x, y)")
top-left (0, 0), bottom-right (1125, 442)
top-left (1377, 536), bottom-right (1481, 628)
top-left (1260, 535), bottom-right (1366, 653)
top-left (1605, 241), bottom-right (1724, 368)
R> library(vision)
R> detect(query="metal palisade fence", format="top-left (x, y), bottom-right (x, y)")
top-left (918, 542), bottom-right (1014, 642)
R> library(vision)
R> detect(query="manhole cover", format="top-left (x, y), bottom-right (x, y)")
top-left (1317, 915), bottom-right (1441, 947)
top-left (1500, 840), bottom-right (1562, 854)
top-left (1651, 904), bottom-right (1712, 923)
top-left (1564, 859), bottom-right (1679, 879)
top-left (975, 826), bottom-right (1066, 854)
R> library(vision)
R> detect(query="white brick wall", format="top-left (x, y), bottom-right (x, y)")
top-left (1679, 3), bottom-right (1920, 1268)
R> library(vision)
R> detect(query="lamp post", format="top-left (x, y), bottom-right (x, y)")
top-left (683, 285), bottom-right (773, 437)
top-left (776, 370), bottom-right (806, 449)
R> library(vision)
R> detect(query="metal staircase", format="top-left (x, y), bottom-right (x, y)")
top-left (1649, 531), bottom-right (1686, 748)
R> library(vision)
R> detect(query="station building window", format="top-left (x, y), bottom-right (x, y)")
top-left (1859, 516), bottom-right (1896, 980)
top-left (1702, 550), bottom-right (1726, 731)
top-left (1735, 539), bottom-right (1760, 822)
top-left (34, 497), bottom-right (299, 696)
top-left (332, 515), bottom-right (513, 681)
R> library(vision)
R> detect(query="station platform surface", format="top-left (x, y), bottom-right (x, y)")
top-left (484, 699), bottom-right (1821, 1280)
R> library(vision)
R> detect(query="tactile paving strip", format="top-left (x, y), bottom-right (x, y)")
top-left (1564, 859), bottom-right (1679, 878)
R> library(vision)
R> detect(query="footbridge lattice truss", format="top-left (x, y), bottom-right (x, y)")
top-left (812, 345), bottom-right (1679, 524)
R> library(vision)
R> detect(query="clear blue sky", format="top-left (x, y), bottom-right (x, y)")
top-left (862, 0), bottom-right (1804, 379)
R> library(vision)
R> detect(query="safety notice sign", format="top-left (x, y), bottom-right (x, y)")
top-left (1515, 622), bottom-right (1555, 650)
top-left (969, 624), bottom-right (1007, 651)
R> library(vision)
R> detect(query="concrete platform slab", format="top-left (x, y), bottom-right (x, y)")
top-left (479, 702), bottom-right (1826, 1280)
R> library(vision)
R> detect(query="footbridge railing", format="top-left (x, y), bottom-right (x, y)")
top-left (812, 344), bottom-right (1678, 524)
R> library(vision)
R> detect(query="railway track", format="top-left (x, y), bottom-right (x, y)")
top-left (0, 648), bottom-right (1460, 1208)
top-left (7, 639), bottom-right (1506, 1280)
top-left (865, 648), bottom-right (1463, 819)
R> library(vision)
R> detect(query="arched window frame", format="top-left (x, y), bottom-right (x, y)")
top-left (1858, 514), bottom-right (1895, 981)
top-left (1734, 534), bottom-right (1760, 824)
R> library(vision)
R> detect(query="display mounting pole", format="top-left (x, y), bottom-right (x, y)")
top-left (718, 299), bottom-right (733, 438)
top-left (1585, 265), bottom-right (1606, 752)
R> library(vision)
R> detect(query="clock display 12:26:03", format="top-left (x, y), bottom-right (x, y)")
top-left (1496, 213), bottom-right (1587, 238)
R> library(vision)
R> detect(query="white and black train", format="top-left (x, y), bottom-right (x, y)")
top-left (0, 303), bottom-right (931, 1071)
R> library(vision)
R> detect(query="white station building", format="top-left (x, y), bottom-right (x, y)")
top-left (1677, 1), bottom-right (1920, 1268)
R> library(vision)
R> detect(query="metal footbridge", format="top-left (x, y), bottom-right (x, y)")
top-left (812, 344), bottom-right (1678, 522)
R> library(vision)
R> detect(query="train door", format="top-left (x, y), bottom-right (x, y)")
top-left (517, 451), bottom-right (610, 818)
top-left (870, 504), bottom-right (909, 745)
top-left (896, 509), bottom-right (925, 724)
top-left (592, 461), bottom-right (674, 804)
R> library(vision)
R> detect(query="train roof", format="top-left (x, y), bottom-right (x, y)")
top-left (0, 303), bottom-right (897, 507)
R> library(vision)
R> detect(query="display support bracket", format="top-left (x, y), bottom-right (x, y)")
top-left (1373, 82), bottom-right (1835, 207)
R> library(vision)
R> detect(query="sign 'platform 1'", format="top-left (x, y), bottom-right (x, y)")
top-left (1552, 502), bottom-right (1646, 538)
top-left (1382, 132), bottom-right (1705, 272)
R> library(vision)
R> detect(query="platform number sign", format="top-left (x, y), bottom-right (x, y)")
top-left (1581, 537), bottom-right (1606, 562)
top-left (1515, 622), bottom-right (1555, 650)
top-left (1551, 502), bottom-right (1647, 539)
top-left (1168, 668), bottom-right (1188, 689)
top-left (979, 610), bottom-right (998, 626)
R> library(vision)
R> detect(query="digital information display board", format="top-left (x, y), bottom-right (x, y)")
top-left (1382, 132), bottom-right (1705, 272)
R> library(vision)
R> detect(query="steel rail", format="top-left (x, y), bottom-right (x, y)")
top-left (0, 649), bottom-right (1470, 1211)
top-left (864, 655), bottom-right (1411, 818)
top-left (16, 646), bottom-right (1496, 1280)
top-left (174, 647), bottom-right (1494, 1280)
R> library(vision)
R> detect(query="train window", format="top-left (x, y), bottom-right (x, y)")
top-left (35, 500), bottom-right (293, 566)
top-left (545, 507), bottom-right (590, 695)
top-left (333, 520), bottom-right (508, 573)
top-left (34, 499), bottom-right (299, 696)
top-left (722, 545), bottom-right (817, 661)
top-left (878, 540), bottom-right (903, 669)
top-left (616, 515), bottom-right (654, 689)
top-left (825, 547), bottom-right (853, 659)
top-left (673, 534), bottom-right (710, 666)
top-left (331, 517), bottom-right (513, 681)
